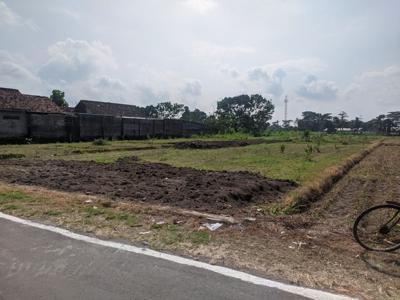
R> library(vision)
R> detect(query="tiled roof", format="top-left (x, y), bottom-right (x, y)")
top-left (75, 100), bottom-right (146, 117)
top-left (0, 87), bottom-right (64, 113)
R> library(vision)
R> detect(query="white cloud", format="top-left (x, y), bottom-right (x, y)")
top-left (0, 1), bottom-right (19, 26)
top-left (297, 75), bottom-right (338, 100)
top-left (263, 58), bottom-right (326, 74)
top-left (195, 42), bottom-right (254, 60)
top-left (0, 1), bottom-right (39, 31)
top-left (39, 39), bottom-right (116, 83)
top-left (0, 50), bottom-right (41, 91)
top-left (343, 65), bottom-right (400, 107)
top-left (182, 0), bottom-right (218, 14)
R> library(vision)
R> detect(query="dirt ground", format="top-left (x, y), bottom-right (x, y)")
top-left (202, 144), bottom-right (400, 299)
top-left (1, 143), bottom-right (399, 299)
top-left (172, 139), bottom-right (284, 149)
top-left (0, 157), bottom-right (295, 214)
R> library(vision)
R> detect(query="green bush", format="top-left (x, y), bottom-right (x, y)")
top-left (92, 139), bottom-right (109, 146)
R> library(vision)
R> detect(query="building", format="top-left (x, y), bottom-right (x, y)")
top-left (0, 87), bottom-right (64, 113)
top-left (74, 100), bottom-right (146, 117)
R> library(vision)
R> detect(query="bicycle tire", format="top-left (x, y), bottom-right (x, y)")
top-left (353, 204), bottom-right (400, 252)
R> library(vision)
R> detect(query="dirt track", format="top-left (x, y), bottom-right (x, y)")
top-left (0, 157), bottom-right (295, 214)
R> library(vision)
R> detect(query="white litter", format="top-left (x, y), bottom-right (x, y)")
top-left (139, 231), bottom-right (151, 235)
top-left (84, 199), bottom-right (93, 203)
top-left (203, 223), bottom-right (223, 231)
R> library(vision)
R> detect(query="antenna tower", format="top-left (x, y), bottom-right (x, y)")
top-left (284, 95), bottom-right (288, 122)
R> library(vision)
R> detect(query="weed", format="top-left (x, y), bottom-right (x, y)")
top-left (280, 144), bottom-right (286, 154)
top-left (0, 153), bottom-right (25, 160)
top-left (85, 206), bottom-right (106, 217)
top-left (44, 210), bottom-right (63, 216)
top-left (302, 130), bottom-right (311, 142)
top-left (92, 139), bottom-right (109, 146)
top-left (0, 191), bottom-right (31, 202)
top-left (304, 145), bottom-right (313, 161)
top-left (151, 223), bottom-right (163, 230)
top-left (3, 204), bottom-right (20, 210)
top-left (189, 231), bottom-right (211, 245)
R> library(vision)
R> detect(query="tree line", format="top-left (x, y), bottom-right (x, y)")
top-left (50, 89), bottom-right (399, 135)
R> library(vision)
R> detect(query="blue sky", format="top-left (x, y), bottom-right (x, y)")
top-left (0, 0), bottom-right (399, 120)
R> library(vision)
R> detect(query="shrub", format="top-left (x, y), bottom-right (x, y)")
top-left (280, 144), bottom-right (286, 154)
top-left (304, 144), bottom-right (313, 161)
top-left (0, 153), bottom-right (25, 160)
top-left (92, 139), bottom-right (109, 146)
top-left (302, 130), bottom-right (311, 142)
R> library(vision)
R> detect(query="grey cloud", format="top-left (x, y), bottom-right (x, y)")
top-left (272, 68), bottom-right (286, 81)
top-left (182, 79), bottom-right (202, 97)
top-left (247, 67), bottom-right (285, 97)
top-left (297, 75), bottom-right (338, 100)
top-left (38, 39), bottom-right (115, 84)
top-left (96, 76), bottom-right (126, 90)
top-left (248, 67), bottom-right (269, 81)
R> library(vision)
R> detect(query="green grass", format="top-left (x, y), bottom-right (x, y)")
top-left (0, 190), bottom-right (32, 202)
top-left (0, 132), bottom-right (384, 184)
top-left (130, 142), bottom-right (367, 183)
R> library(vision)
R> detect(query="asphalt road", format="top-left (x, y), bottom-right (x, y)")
top-left (0, 218), bottom-right (311, 300)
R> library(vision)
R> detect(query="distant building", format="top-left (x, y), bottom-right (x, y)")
top-left (0, 87), bottom-right (64, 113)
top-left (335, 127), bottom-right (363, 133)
top-left (74, 100), bottom-right (146, 117)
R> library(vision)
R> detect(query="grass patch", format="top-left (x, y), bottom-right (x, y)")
top-left (85, 206), bottom-right (106, 217)
top-left (92, 139), bottom-right (110, 146)
top-left (105, 212), bottom-right (139, 226)
top-left (0, 153), bottom-right (25, 159)
top-left (44, 210), bottom-right (63, 216)
top-left (3, 204), bottom-right (20, 210)
top-left (281, 140), bottom-right (383, 213)
top-left (188, 230), bottom-right (211, 245)
top-left (0, 190), bottom-right (32, 202)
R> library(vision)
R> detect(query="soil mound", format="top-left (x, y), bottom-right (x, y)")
top-left (0, 157), bottom-right (296, 213)
top-left (173, 139), bottom-right (266, 149)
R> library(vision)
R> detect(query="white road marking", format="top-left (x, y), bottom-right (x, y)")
top-left (0, 212), bottom-right (355, 300)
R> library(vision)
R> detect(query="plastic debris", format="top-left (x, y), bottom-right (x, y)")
top-left (84, 199), bottom-right (93, 203)
top-left (139, 231), bottom-right (151, 235)
top-left (203, 223), bottom-right (223, 231)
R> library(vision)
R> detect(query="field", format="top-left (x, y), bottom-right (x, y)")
top-left (1, 132), bottom-right (399, 299)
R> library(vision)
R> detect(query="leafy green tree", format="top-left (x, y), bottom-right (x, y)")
top-left (297, 111), bottom-right (332, 131)
top-left (181, 106), bottom-right (208, 123)
top-left (215, 94), bottom-right (274, 134)
top-left (50, 90), bottom-right (68, 108)
top-left (144, 102), bottom-right (185, 119)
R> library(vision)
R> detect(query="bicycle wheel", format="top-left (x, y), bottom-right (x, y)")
top-left (353, 204), bottom-right (400, 252)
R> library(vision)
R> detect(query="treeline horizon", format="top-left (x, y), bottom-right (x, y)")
top-left (51, 90), bottom-right (399, 135)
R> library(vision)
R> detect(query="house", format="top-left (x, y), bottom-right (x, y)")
top-left (74, 100), bottom-right (146, 117)
top-left (0, 87), bottom-right (64, 113)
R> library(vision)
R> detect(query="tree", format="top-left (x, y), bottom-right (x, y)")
top-left (297, 111), bottom-right (332, 131)
top-left (144, 102), bottom-right (185, 119)
top-left (50, 90), bottom-right (68, 108)
top-left (214, 94), bottom-right (274, 134)
top-left (338, 111), bottom-right (348, 130)
top-left (181, 106), bottom-right (208, 123)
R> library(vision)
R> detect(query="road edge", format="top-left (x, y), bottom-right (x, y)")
top-left (0, 211), bottom-right (356, 300)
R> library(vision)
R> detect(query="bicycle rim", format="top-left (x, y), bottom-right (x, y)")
top-left (353, 204), bottom-right (400, 252)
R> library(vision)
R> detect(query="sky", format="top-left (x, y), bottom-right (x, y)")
top-left (0, 0), bottom-right (399, 121)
